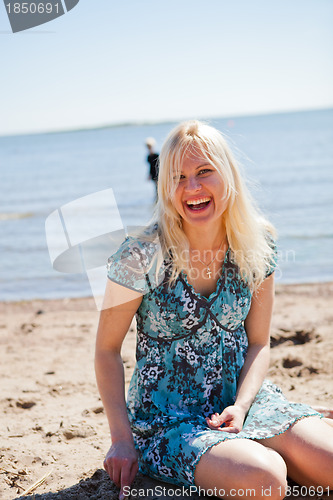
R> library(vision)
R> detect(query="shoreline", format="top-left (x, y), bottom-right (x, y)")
top-left (0, 282), bottom-right (332, 499)
top-left (2, 280), bottom-right (333, 306)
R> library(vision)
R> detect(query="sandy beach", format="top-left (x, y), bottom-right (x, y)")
top-left (0, 282), bottom-right (332, 499)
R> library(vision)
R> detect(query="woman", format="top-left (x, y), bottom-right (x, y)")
top-left (95, 121), bottom-right (333, 500)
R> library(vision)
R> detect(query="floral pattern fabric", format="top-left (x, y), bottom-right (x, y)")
top-left (107, 236), bottom-right (321, 487)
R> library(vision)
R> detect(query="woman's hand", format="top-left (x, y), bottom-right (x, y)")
top-left (104, 441), bottom-right (139, 499)
top-left (206, 405), bottom-right (246, 434)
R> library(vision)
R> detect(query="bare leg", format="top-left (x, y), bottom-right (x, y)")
top-left (311, 406), bottom-right (333, 427)
top-left (311, 406), bottom-right (333, 421)
top-left (323, 418), bottom-right (333, 428)
top-left (194, 438), bottom-right (287, 500)
top-left (258, 416), bottom-right (333, 488)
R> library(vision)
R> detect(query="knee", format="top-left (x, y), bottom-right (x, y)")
top-left (256, 470), bottom-right (287, 500)
top-left (310, 450), bottom-right (333, 489)
top-left (246, 450), bottom-right (287, 500)
top-left (195, 441), bottom-right (287, 500)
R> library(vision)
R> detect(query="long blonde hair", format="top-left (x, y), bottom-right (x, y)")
top-left (149, 120), bottom-right (276, 291)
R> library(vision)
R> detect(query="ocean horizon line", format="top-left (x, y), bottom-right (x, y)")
top-left (1, 105), bottom-right (332, 140)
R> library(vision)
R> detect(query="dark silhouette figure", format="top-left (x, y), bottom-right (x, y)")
top-left (145, 137), bottom-right (159, 195)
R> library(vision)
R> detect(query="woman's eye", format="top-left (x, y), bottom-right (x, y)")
top-left (198, 169), bottom-right (211, 175)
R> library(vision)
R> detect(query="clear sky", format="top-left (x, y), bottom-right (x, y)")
top-left (1, 0), bottom-right (333, 136)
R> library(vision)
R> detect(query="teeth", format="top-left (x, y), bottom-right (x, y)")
top-left (186, 197), bottom-right (211, 206)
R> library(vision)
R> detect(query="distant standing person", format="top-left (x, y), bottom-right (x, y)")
top-left (145, 137), bottom-right (159, 193)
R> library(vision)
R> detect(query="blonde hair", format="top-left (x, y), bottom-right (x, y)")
top-left (153, 119), bottom-right (276, 291)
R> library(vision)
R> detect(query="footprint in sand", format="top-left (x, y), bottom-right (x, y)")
top-left (20, 323), bottom-right (40, 334)
top-left (62, 423), bottom-right (97, 440)
top-left (16, 400), bottom-right (36, 409)
top-left (271, 328), bottom-right (319, 347)
top-left (282, 357), bottom-right (320, 377)
top-left (282, 357), bottom-right (303, 369)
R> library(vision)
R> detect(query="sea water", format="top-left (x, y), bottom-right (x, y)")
top-left (0, 108), bottom-right (332, 301)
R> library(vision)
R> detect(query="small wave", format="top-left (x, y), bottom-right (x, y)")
top-left (0, 212), bottom-right (34, 220)
top-left (283, 234), bottom-right (333, 240)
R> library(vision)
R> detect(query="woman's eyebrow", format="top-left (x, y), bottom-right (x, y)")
top-left (195, 163), bottom-right (210, 169)
top-left (177, 163), bottom-right (211, 176)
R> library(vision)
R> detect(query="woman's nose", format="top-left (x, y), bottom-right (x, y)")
top-left (185, 175), bottom-right (201, 191)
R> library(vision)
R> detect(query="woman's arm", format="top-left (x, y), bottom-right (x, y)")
top-left (95, 280), bottom-right (142, 498)
top-left (234, 272), bottom-right (274, 412)
top-left (206, 273), bottom-right (274, 432)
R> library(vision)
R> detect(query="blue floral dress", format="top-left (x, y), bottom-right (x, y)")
top-left (107, 234), bottom-right (321, 487)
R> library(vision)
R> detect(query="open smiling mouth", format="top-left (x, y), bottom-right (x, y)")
top-left (185, 197), bottom-right (212, 211)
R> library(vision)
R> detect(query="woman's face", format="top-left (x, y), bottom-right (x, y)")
top-left (173, 150), bottom-right (228, 233)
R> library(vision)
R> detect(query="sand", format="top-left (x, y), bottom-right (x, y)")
top-left (0, 282), bottom-right (332, 499)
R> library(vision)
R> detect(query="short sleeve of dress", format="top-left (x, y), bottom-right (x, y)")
top-left (107, 235), bottom-right (166, 294)
top-left (265, 236), bottom-right (278, 278)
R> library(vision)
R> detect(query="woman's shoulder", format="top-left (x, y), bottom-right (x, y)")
top-left (108, 224), bottom-right (160, 266)
top-left (107, 224), bottom-right (165, 293)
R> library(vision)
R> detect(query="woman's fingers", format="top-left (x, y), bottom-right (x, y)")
top-left (205, 416), bottom-right (221, 429)
top-left (104, 454), bottom-right (138, 498)
top-left (206, 417), bottom-right (241, 433)
top-left (218, 408), bottom-right (243, 433)
top-left (104, 457), bottom-right (126, 487)
top-left (206, 412), bottom-right (224, 427)
top-left (108, 458), bottom-right (121, 486)
top-left (103, 457), bottom-right (113, 480)
top-left (119, 460), bottom-right (139, 499)
top-left (206, 407), bottom-right (244, 433)
top-left (103, 441), bottom-right (138, 494)
top-left (216, 423), bottom-right (242, 433)
top-left (119, 459), bottom-right (132, 499)
top-left (129, 460), bottom-right (139, 484)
